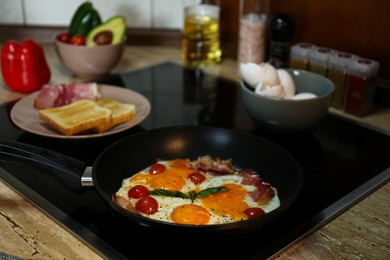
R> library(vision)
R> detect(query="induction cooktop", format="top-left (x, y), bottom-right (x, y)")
top-left (0, 61), bottom-right (389, 259)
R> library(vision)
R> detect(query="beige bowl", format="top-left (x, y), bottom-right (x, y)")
top-left (241, 69), bottom-right (335, 133)
top-left (54, 35), bottom-right (124, 79)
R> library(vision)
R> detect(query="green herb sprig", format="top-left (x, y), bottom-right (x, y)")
top-left (149, 187), bottom-right (229, 203)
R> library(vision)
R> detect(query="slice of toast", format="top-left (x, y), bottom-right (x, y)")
top-left (39, 99), bottom-right (112, 136)
top-left (94, 99), bottom-right (136, 133)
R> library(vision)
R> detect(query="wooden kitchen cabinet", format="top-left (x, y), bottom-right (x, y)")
top-left (218, 0), bottom-right (390, 81)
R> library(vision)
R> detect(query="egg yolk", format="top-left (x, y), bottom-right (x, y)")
top-left (201, 183), bottom-right (249, 221)
top-left (130, 161), bottom-right (193, 191)
top-left (170, 159), bottom-right (190, 169)
top-left (171, 204), bottom-right (211, 225)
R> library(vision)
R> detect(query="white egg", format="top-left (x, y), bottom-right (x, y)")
top-left (277, 69), bottom-right (296, 99)
top-left (240, 62), bottom-right (262, 88)
top-left (240, 62), bottom-right (281, 89)
top-left (291, 92), bottom-right (318, 100)
top-left (255, 84), bottom-right (285, 98)
top-left (257, 62), bottom-right (280, 87)
top-left (254, 81), bottom-right (265, 95)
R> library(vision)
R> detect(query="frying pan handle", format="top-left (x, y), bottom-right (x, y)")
top-left (0, 139), bottom-right (86, 193)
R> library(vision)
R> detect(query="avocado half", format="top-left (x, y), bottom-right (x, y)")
top-left (86, 15), bottom-right (126, 46)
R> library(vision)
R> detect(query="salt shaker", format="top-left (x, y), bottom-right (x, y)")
top-left (238, 0), bottom-right (269, 64)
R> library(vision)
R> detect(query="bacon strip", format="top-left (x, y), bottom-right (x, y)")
top-left (112, 194), bottom-right (137, 212)
top-left (239, 168), bottom-right (275, 204)
top-left (191, 155), bottom-right (236, 175)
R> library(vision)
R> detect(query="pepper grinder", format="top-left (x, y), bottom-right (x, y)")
top-left (268, 14), bottom-right (295, 68)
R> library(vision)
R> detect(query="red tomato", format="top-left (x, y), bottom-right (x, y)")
top-left (136, 196), bottom-right (158, 215)
top-left (188, 172), bottom-right (206, 184)
top-left (244, 207), bottom-right (265, 219)
top-left (128, 185), bottom-right (149, 199)
top-left (56, 32), bottom-right (71, 43)
top-left (148, 163), bottom-right (166, 175)
top-left (70, 35), bottom-right (86, 46)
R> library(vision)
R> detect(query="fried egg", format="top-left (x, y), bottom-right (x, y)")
top-left (114, 158), bottom-right (280, 225)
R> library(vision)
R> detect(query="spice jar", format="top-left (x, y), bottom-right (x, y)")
top-left (344, 58), bottom-right (379, 116)
top-left (238, 0), bottom-right (269, 64)
top-left (289, 42), bottom-right (315, 70)
top-left (328, 52), bottom-right (356, 109)
top-left (308, 47), bottom-right (334, 76)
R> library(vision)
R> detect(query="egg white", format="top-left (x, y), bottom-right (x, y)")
top-left (115, 160), bottom-right (280, 224)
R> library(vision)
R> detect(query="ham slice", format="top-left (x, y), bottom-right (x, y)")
top-left (34, 82), bottom-right (100, 109)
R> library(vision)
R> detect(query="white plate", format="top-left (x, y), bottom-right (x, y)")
top-left (10, 84), bottom-right (151, 139)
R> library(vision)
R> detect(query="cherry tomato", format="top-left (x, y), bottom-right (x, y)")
top-left (128, 185), bottom-right (149, 199)
top-left (56, 32), bottom-right (71, 43)
top-left (188, 172), bottom-right (206, 184)
top-left (244, 207), bottom-right (265, 219)
top-left (136, 196), bottom-right (158, 215)
top-left (148, 163), bottom-right (166, 175)
top-left (70, 34), bottom-right (86, 46)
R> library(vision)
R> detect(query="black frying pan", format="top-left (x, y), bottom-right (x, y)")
top-left (0, 126), bottom-right (303, 237)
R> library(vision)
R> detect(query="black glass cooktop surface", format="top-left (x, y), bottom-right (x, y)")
top-left (0, 61), bottom-right (389, 259)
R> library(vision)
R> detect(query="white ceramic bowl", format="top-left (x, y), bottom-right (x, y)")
top-left (241, 69), bottom-right (335, 133)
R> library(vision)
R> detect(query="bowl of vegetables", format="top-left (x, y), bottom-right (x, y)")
top-left (54, 2), bottom-right (126, 79)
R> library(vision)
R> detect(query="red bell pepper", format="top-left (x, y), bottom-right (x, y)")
top-left (1, 39), bottom-right (51, 93)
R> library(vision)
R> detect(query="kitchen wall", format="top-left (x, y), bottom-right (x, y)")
top-left (1, 0), bottom-right (389, 81)
top-left (0, 0), bottom-right (197, 29)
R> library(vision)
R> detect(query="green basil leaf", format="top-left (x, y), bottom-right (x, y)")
top-left (149, 189), bottom-right (189, 199)
top-left (188, 191), bottom-right (197, 202)
top-left (149, 186), bottom-right (229, 202)
top-left (195, 187), bottom-right (229, 198)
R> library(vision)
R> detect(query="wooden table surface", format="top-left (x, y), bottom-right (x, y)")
top-left (0, 45), bottom-right (389, 260)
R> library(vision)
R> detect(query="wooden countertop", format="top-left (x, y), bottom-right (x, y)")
top-left (0, 45), bottom-right (389, 259)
